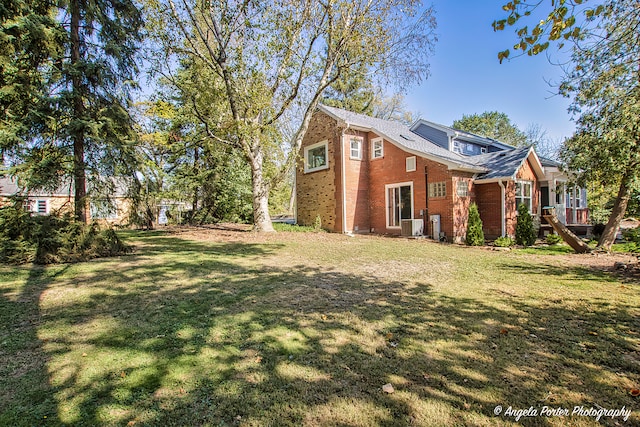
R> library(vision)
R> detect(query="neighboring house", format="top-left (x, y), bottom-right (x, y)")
top-left (0, 176), bottom-right (132, 225)
top-left (295, 105), bottom-right (588, 242)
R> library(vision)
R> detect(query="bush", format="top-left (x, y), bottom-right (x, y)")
top-left (515, 203), bottom-right (536, 247)
top-left (0, 197), bottom-right (132, 264)
top-left (622, 226), bottom-right (640, 253)
top-left (592, 223), bottom-right (606, 239)
top-left (494, 236), bottom-right (515, 247)
top-left (313, 215), bottom-right (323, 231)
top-left (545, 233), bottom-right (563, 245)
top-left (466, 203), bottom-right (484, 246)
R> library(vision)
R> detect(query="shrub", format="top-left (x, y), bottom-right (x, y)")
top-left (273, 223), bottom-right (324, 233)
top-left (0, 198), bottom-right (132, 264)
top-left (622, 226), bottom-right (640, 253)
top-left (515, 203), bottom-right (536, 247)
top-left (592, 223), bottom-right (606, 239)
top-left (494, 236), bottom-right (515, 247)
top-left (545, 233), bottom-right (563, 245)
top-left (466, 203), bottom-right (484, 246)
top-left (313, 215), bottom-right (323, 231)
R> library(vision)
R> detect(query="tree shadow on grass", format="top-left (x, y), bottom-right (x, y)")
top-left (0, 264), bottom-right (70, 425)
top-left (2, 234), bottom-right (639, 426)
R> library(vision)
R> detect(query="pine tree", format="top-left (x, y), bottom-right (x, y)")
top-left (515, 203), bottom-right (536, 246)
top-left (466, 203), bottom-right (484, 246)
top-left (2, 0), bottom-right (143, 223)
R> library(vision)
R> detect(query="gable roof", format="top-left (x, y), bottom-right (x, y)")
top-left (471, 146), bottom-right (545, 183)
top-left (0, 176), bottom-right (130, 198)
top-left (316, 104), bottom-right (548, 182)
top-left (318, 105), bottom-right (486, 173)
top-left (0, 176), bottom-right (73, 197)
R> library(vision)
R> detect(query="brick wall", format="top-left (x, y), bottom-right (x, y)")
top-left (342, 130), bottom-right (370, 233)
top-left (296, 112), bottom-right (341, 232)
top-left (368, 139), bottom-right (465, 241)
top-left (451, 174), bottom-right (476, 243)
top-left (475, 157), bottom-right (542, 239)
top-left (476, 182), bottom-right (503, 239)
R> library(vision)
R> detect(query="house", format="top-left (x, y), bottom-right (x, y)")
top-left (0, 176), bottom-right (132, 225)
top-left (295, 105), bottom-right (588, 242)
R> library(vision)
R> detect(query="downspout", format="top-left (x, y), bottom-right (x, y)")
top-left (498, 180), bottom-right (506, 237)
top-left (293, 159), bottom-right (298, 225)
top-left (341, 126), bottom-right (348, 234)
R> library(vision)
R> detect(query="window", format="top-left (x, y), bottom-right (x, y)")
top-left (23, 199), bottom-right (33, 212)
top-left (453, 141), bottom-right (461, 153)
top-left (567, 187), bottom-right (587, 209)
top-left (516, 181), bottom-right (533, 213)
top-left (386, 182), bottom-right (413, 228)
top-left (406, 156), bottom-right (416, 172)
top-left (481, 147), bottom-right (487, 154)
top-left (456, 180), bottom-right (469, 197)
top-left (371, 137), bottom-right (383, 159)
top-left (429, 182), bottom-right (446, 198)
top-left (556, 187), bottom-right (565, 205)
top-left (36, 200), bottom-right (47, 214)
top-left (350, 137), bottom-right (362, 160)
top-left (90, 199), bottom-right (118, 219)
top-left (304, 140), bottom-right (329, 173)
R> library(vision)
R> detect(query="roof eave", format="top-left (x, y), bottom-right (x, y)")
top-left (474, 176), bottom-right (515, 184)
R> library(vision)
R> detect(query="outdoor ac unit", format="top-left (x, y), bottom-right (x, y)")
top-left (401, 219), bottom-right (424, 236)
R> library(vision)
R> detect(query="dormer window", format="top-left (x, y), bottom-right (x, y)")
top-left (453, 141), bottom-right (461, 154)
top-left (481, 147), bottom-right (487, 154)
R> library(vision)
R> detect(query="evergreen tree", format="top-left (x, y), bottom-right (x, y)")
top-left (515, 203), bottom-right (536, 246)
top-left (465, 202), bottom-right (484, 246)
top-left (321, 63), bottom-right (377, 115)
top-left (2, 0), bottom-right (143, 223)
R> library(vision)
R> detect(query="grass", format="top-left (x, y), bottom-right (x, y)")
top-left (272, 223), bottom-right (324, 233)
top-left (1, 229), bottom-right (639, 426)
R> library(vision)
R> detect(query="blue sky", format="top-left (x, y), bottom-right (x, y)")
top-left (404, 1), bottom-right (575, 143)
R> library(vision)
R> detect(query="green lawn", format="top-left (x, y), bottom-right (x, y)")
top-left (1, 229), bottom-right (638, 426)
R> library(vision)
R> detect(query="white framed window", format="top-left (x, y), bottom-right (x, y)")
top-left (350, 137), bottom-right (362, 160)
top-left (406, 156), bottom-right (416, 172)
top-left (456, 180), bottom-right (469, 197)
top-left (481, 147), bottom-right (487, 154)
top-left (371, 137), bottom-right (383, 159)
top-left (429, 182), bottom-right (446, 198)
top-left (304, 140), bottom-right (329, 173)
top-left (37, 200), bottom-right (47, 214)
top-left (385, 182), bottom-right (413, 228)
top-left (90, 199), bottom-right (118, 220)
top-left (516, 181), bottom-right (533, 213)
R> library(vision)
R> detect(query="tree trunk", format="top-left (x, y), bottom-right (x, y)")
top-left (249, 144), bottom-right (274, 232)
top-left (597, 169), bottom-right (633, 250)
top-left (70, 0), bottom-right (87, 223)
top-left (288, 180), bottom-right (296, 214)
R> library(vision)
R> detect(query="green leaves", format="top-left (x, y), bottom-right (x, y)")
top-left (494, 0), bottom-right (591, 58)
top-left (452, 111), bottom-right (528, 147)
